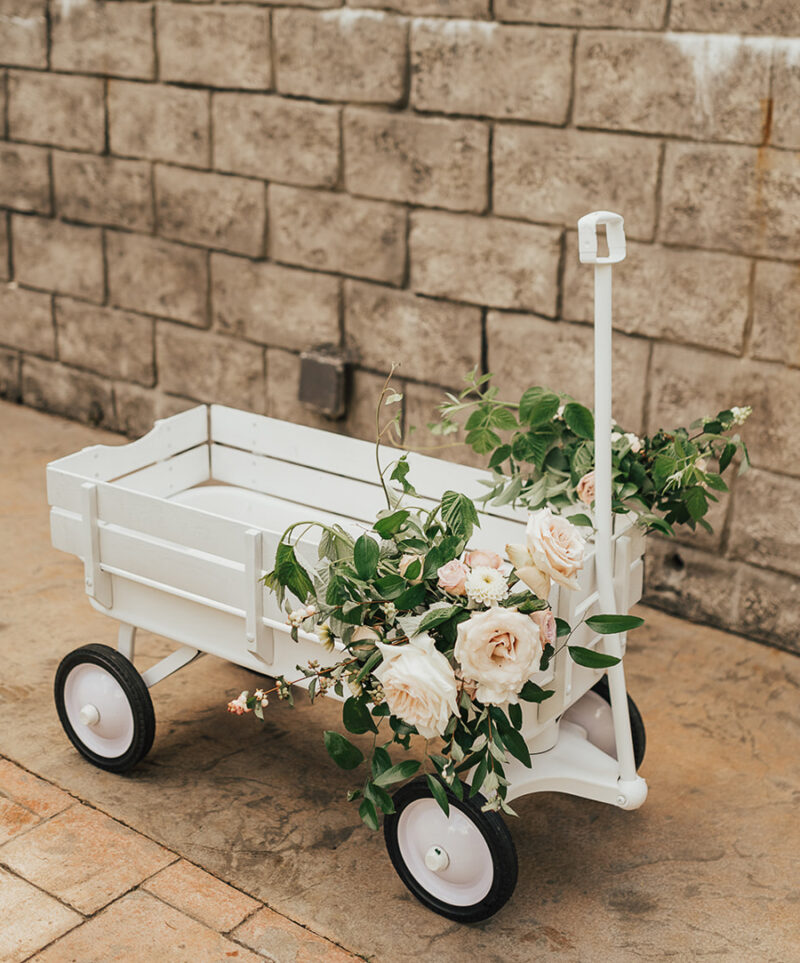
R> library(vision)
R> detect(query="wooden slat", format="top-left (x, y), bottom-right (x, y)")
top-left (47, 405), bottom-right (208, 480)
top-left (116, 445), bottom-right (209, 497)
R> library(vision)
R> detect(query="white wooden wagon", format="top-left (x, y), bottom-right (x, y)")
top-left (48, 212), bottom-right (648, 922)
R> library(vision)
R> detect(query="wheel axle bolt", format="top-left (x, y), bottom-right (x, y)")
top-left (79, 704), bottom-right (100, 727)
top-left (424, 846), bottom-right (450, 872)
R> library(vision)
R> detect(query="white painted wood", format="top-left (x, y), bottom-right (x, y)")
top-left (81, 482), bottom-right (112, 609)
top-left (116, 444), bottom-right (209, 497)
top-left (117, 623), bottom-right (136, 662)
top-left (245, 529), bottom-right (274, 664)
top-left (49, 406), bottom-right (208, 480)
top-left (141, 645), bottom-right (203, 688)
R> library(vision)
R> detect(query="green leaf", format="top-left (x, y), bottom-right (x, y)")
top-left (568, 646), bottom-right (621, 668)
top-left (469, 755), bottom-right (488, 797)
top-left (563, 402), bottom-right (594, 439)
top-left (395, 582), bottom-right (427, 610)
top-left (373, 760), bottom-right (421, 788)
top-left (343, 697), bottom-right (378, 735)
top-left (466, 427), bottom-right (502, 454)
top-left (719, 442), bottom-right (736, 473)
top-left (390, 456), bottom-right (417, 495)
top-left (490, 407), bottom-right (518, 431)
top-left (371, 702), bottom-right (390, 718)
top-left (555, 618), bottom-right (571, 638)
top-left (371, 746), bottom-right (392, 778)
top-left (519, 680), bottom-right (555, 703)
top-left (364, 780), bottom-right (395, 815)
top-left (568, 513), bottom-right (593, 527)
top-left (539, 643), bottom-right (555, 671)
top-left (585, 614), bottom-right (645, 634)
top-left (274, 542), bottom-right (314, 603)
top-left (500, 726), bottom-right (532, 768)
top-left (373, 510), bottom-right (410, 538)
top-left (418, 605), bottom-right (462, 633)
top-left (354, 534), bottom-right (380, 580)
top-left (440, 491), bottom-right (480, 541)
top-left (426, 774), bottom-right (450, 817)
top-left (488, 445), bottom-right (512, 470)
top-left (374, 573), bottom-right (406, 599)
top-left (508, 702), bottom-right (523, 730)
top-left (519, 388), bottom-right (560, 427)
top-left (324, 731), bottom-right (364, 770)
top-left (684, 486), bottom-right (708, 520)
top-left (358, 797), bottom-right (379, 831)
top-left (704, 473), bottom-right (728, 492)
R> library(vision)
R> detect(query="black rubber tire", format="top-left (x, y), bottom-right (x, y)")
top-left (383, 776), bottom-right (518, 923)
top-left (591, 674), bottom-right (646, 770)
top-left (54, 644), bottom-right (155, 773)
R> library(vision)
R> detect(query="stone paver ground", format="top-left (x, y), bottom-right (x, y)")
top-left (1, 400), bottom-right (800, 962)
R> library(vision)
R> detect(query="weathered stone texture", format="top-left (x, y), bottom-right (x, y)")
top-left (12, 216), bottom-right (104, 303)
top-left (647, 343), bottom-right (800, 476)
top-left (109, 82), bottom-right (210, 168)
top-left (274, 10), bottom-right (407, 104)
top-left (0, 284), bottom-right (54, 356)
top-left (106, 232), bottom-right (208, 327)
top-left (344, 109), bottom-right (488, 212)
top-left (0, 0), bottom-right (47, 68)
top-left (562, 239), bottom-right (751, 354)
top-left (345, 281), bottom-right (482, 387)
top-left (212, 253), bottom-right (340, 350)
top-left (493, 128), bottom-right (660, 239)
top-left (669, 0), bottom-right (800, 34)
top-left (0, 144), bottom-right (51, 215)
top-left (21, 356), bottom-right (116, 429)
top-left (486, 313), bottom-right (649, 432)
top-left (574, 32), bottom-right (771, 144)
top-left (55, 298), bottom-right (155, 386)
top-left (401, 380), bottom-right (485, 468)
top-left (729, 469), bottom-right (800, 578)
top-left (51, 1), bottom-right (155, 79)
top-left (660, 144), bottom-right (800, 260)
top-left (114, 383), bottom-right (197, 438)
top-left (750, 261), bottom-right (800, 368)
top-left (495, 0), bottom-right (666, 27)
top-left (155, 167), bottom-right (266, 257)
top-left (350, 0), bottom-right (488, 17)
top-left (738, 564), bottom-right (800, 649)
top-left (157, 5), bottom-right (271, 90)
top-left (0, 217), bottom-right (8, 280)
top-left (770, 50), bottom-right (800, 150)
top-left (643, 537), bottom-right (740, 637)
top-left (54, 153), bottom-right (153, 231)
top-left (269, 186), bottom-right (406, 284)
top-left (8, 71), bottom-right (105, 153)
top-left (411, 21), bottom-right (572, 123)
top-left (0, 349), bottom-right (20, 401)
top-left (410, 212), bottom-right (561, 315)
top-left (156, 324), bottom-right (265, 410)
top-left (213, 94), bottom-right (340, 187)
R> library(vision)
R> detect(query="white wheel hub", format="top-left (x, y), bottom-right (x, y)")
top-left (397, 799), bottom-right (494, 906)
top-left (63, 663), bottom-right (134, 759)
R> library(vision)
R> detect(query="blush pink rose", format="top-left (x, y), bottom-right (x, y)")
top-left (526, 508), bottom-right (586, 590)
top-left (576, 470), bottom-right (595, 506)
top-left (530, 608), bottom-right (556, 648)
top-left (464, 549), bottom-right (503, 569)
top-left (437, 559), bottom-right (469, 595)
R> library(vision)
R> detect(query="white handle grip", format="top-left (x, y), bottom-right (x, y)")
top-left (578, 210), bottom-right (626, 264)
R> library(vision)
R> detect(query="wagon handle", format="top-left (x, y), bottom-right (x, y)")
top-left (577, 211), bottom-right (638, 786)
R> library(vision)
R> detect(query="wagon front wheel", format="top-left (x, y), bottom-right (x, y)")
top-left (383, 776), bottom-right (517, 923)
top-left (54, 644), bottom-right (155, 773)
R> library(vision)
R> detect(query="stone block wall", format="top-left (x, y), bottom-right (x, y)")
top-left (1, 0), bottom-right (798, 651)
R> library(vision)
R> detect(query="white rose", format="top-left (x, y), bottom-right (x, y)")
top-left (526, 508), bottom-right (585, 590)
top-left (455, 607), bottom-right (541, 705)
top-left (374, 634), bottom-right (458, 739)
top-left (505, 543), bottom-right (552, 599)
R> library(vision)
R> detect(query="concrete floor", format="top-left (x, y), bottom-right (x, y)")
top-left (1, 400), bottom-right (799, 962)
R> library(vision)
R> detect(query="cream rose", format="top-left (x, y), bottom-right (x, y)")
top-left (576, 470), bottom-right (595, 506)
top-left (437, 559), bottom-right (469, 595)
top-left (505, 543), bottom-right (552, 599)
top-left (398, 553), bottom-right (423, 584)
top-left (464, 549), bottom-right (503, 570)
top-left (530, 608), bottom-right (556, 648)
top-left (454, 607), bottom-right (541, 705)
top-left (374, 635), bottom-right (458, 739)
top-left (526, 508), bottom-right (585, 590)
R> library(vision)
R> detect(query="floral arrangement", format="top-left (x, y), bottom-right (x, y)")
top-left (430, 369), bottom-right (751, 537)
top-left (227, 371), bottom-right (750, 829)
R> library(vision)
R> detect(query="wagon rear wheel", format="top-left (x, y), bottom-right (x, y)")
top-left (562, 675), bottom-right (646, 770)
top-left (54, 644), bottom-right (155, 773)
top-left (383, 776), bottom-right (517, 923)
